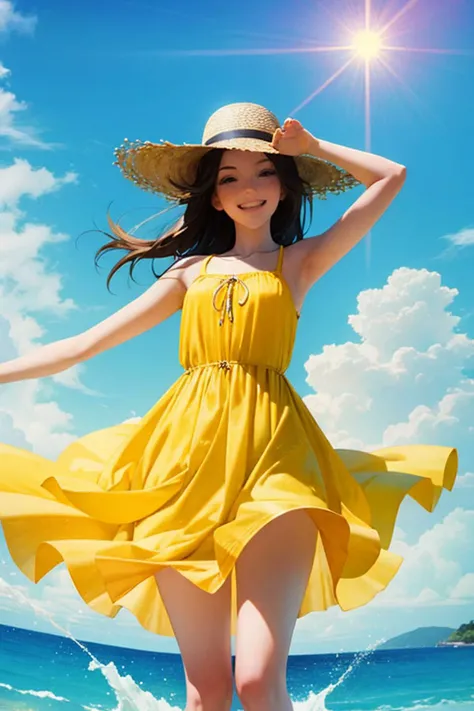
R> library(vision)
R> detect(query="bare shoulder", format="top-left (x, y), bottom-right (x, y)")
top-left (165, 253), bottom-right (207, 290)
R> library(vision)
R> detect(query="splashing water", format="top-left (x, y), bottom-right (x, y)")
top-left (0, 579), bottom-right (180, 710)
top-left (0, 578), bottom-right (382, 710)
top-left (293, 641), bottom-right (385, 710)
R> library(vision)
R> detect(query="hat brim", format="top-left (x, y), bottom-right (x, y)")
top-left (114, 138), bottom-right (360, 201)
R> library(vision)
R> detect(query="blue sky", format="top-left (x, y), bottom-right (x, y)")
top-left (0, 0), bottom-right (473, 655)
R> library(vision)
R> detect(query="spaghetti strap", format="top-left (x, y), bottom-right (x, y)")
top-left (200, 254), bottom-right (214, 276)
top-left (275, 244), bottom-right (284, 274)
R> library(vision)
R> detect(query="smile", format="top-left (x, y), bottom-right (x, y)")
top-left (238, 200), bottom-right (266, 210)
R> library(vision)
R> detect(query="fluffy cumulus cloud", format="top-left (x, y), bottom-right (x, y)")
top-left (300, 265), bottom-right (474, 634)
top-left (303, 266), bottom-right (474, 469)
top-left (373, 508), bottom-right (474, 607)
top-left (0, 159), bottom-right (77, 209)
top-left (0, 159), bottom-right (97, 455)
top-left (0, 56), bottom-right (97, 456)
top-left (0, 161), bottom-right (79, 344)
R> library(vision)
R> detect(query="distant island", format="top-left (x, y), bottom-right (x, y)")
top-left (379, 626), bottom-right (455, 650)
top-left (380, 621), bottom-right (474, 650)
top-left (439, 620), bottom-right (474, 647)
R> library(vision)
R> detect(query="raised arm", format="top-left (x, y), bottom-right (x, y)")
top-left (272, 118), bottom-right (406, 287)
top-left (0, 262), bottom-right (187, 384)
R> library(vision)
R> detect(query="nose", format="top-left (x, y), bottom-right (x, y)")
top-left (240, 177), bottom-right (260, 195)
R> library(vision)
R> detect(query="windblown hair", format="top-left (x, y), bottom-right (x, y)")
top-left (94, 149), bottom-right (314, 291)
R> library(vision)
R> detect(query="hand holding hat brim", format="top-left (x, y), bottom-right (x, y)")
top-left (271, 118), bottom-right (313, 157)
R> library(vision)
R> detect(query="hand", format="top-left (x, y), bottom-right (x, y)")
top-left (271, 118), bottom-right (313, 156)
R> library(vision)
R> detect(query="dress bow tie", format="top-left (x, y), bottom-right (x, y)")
top-left (212, 276), bottom-right (250, 326)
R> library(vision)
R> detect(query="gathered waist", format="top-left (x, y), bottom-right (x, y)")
top-left (184, 360), bottom-right (286, 376)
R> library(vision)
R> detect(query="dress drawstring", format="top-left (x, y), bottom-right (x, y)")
top-left (212, 276), bottom-right (250, 326)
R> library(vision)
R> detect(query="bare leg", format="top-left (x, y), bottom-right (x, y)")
top-left (234, 510), bottom-right (317, 711)
top-left (155, 568), bottom-right (233, 711)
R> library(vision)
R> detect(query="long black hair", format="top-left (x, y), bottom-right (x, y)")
top-left (94, 149), bottom-right (314, 291)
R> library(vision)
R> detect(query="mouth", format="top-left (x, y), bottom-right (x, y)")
top-left (238, 200), bottom-right (266, 210)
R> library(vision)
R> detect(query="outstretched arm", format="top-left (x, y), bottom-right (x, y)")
top-left (0, 264), bottom-right (186, 384)
top-left (272, 118), bottom-right (406, 286)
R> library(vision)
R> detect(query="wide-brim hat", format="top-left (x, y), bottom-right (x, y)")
top-left (114, 102), bottom-right (359, 201)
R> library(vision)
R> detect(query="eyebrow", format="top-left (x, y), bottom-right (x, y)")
top-left (218, 158), bottom-right (272, 172)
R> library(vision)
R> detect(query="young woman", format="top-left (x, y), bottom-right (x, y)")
top-left (0, 103), bottom-right (457, 711)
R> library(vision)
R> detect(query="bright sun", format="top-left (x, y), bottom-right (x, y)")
top-left (353, 30), bottom-right (383, 59)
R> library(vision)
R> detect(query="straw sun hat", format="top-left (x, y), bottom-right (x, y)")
top-left (114, 102), bottom-right (359, 201)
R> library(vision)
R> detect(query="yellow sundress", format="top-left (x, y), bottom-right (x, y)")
top-left (0, 245), bottom-right (457, 636)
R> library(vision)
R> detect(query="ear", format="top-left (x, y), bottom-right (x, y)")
top-left (211, 192), bottom-right (224, 211)
top-left (279, 187), bottom-right (287, 201)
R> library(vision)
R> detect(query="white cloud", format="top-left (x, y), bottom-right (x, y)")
top-left (295, 606), bottom-right (363, 644)
top-left (442, 227), bottom-right (474, 248)
top-left (0, 542), bottom-right (142, 639)
top-left (0, 375), bottom-right (78, 458)
top-left (384, 385), bottom-right (474, 449)
top-left (52, 364), bottom-right (100, 395)
top-left (297, 263), bottom-right (474, 645)
top-left (0, 159), bottom-right (77, 209)
top-left (457, 472), bottom-right (474, 488)
top-left (39, 567), bottom-right (97, 627)
top-left (0, 573), bottom-right (30, 612)
top-left (0, 63), bottom-right (54, 148)
top-left (451, 573), bottom-right (474, 600)
top-left (0, 62), bottom-right (11, 79)
top-left (0, 1), bottom-right (36, 35)
top-left (0, 159), bottom-right (94, 456)
top-left (373, 508), bottom-right (474, 608)
top-left (0, 567), bottom-right (97, 631)
top-left (0, 160), bottom-right (79, 349)
top-left (303, 266), bottom-right (474, 465)
top-left (348, 268), bottom-right (461, 356)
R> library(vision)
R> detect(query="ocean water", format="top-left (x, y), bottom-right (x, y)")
top-left (0, 624), bottom-right (473, 711)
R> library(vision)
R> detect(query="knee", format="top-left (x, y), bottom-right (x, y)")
top-left (235, 666), bottom-right (285, 709)
top-left (186, 671), bottom-right (233, 711)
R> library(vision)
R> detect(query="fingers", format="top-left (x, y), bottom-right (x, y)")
top-left (272, 119), bottom-right (305, 152)
top-left (281, 117), bottom-right (302, 136)
top-left (271, 127), bottom-right (283, 148)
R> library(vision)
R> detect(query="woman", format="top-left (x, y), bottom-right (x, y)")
top-left (0, 103), bottom-right (457, 711)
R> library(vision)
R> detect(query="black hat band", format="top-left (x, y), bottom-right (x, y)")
top-left (204, 129), bottom-right (274, 146)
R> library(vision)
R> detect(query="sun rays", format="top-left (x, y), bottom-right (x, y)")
top-left (165, 0), bottom-right (468, 153)
top-left (161, 0), bottom-right (469, 265)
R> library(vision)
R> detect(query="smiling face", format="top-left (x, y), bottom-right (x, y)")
top-left (211, 150), bottom-right (285, 229)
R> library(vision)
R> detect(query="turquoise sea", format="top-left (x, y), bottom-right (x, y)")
top-left (0, 624), bottom-right (473, 711)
